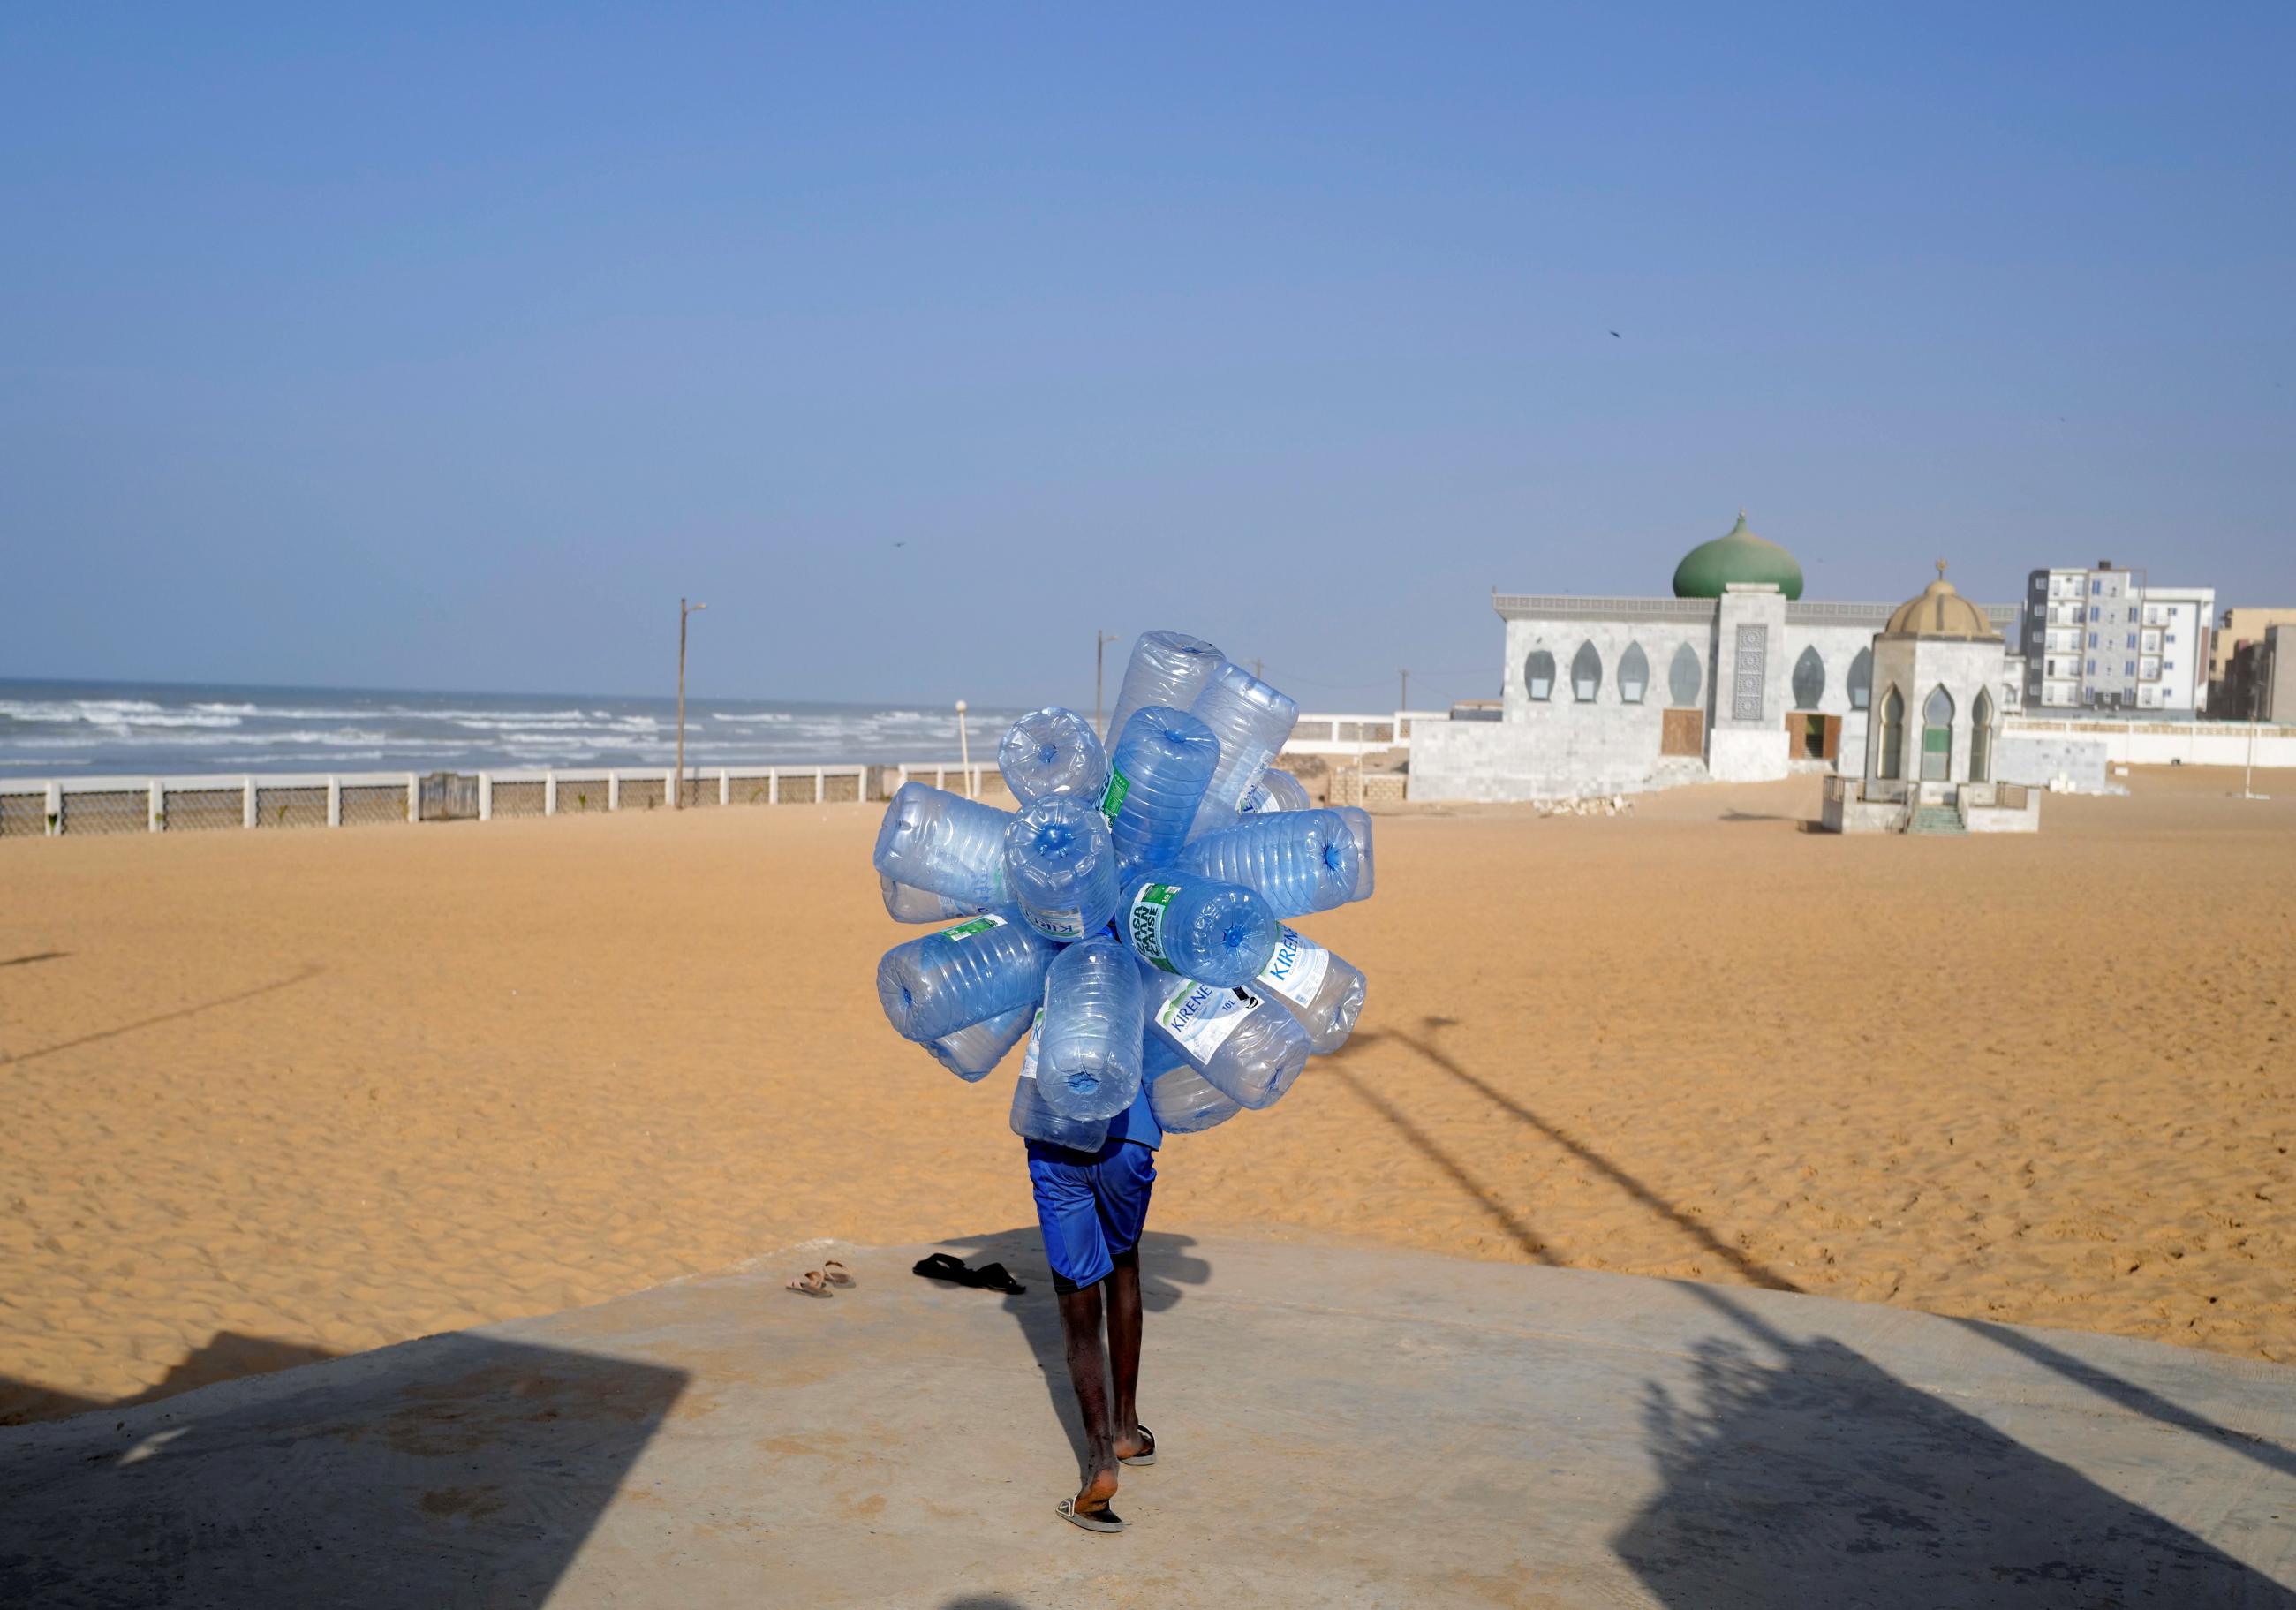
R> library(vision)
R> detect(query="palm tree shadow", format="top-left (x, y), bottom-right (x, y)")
top-left (933, 1227), bottom-right (1211, 1470)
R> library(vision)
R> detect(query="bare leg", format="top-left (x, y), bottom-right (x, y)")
top-left (1106, 1250), bottom-right (1149, 1459)
top-left (1057, 1281), bottom-right (1119, 1510)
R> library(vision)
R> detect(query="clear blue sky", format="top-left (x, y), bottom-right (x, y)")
top-left (4, 4), bottom-right (2290, 710)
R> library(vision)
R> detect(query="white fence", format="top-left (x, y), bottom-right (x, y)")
top-left (0, 765), bottom-right (871, 839)
top-left (2000, 717), bottom-right (2296, 770)
top-left (0, 709), bottom-right (1454, 841)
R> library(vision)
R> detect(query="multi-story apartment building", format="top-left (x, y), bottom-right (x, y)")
top-left (2023, 563), bottom-right (2215, 714)
top-left (2210, 608), bottom-right (2296, 708)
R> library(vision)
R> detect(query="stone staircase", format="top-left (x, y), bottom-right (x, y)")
top-left (1906, 804), bottom-right (1966, 835)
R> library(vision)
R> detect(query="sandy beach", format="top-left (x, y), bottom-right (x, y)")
top-left (3, 767), bottom-right (2291, 1425)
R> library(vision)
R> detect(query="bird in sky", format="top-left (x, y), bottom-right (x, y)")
top-left (1609, 330), bottom-right (1620, 338)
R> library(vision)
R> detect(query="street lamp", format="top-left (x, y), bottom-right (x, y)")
top-left (955, 699), bottom-right (971, 796)
top-left (676, 599), bottom-right (706, 808)
top-left (1096, 630), bottom-right (1120, 738)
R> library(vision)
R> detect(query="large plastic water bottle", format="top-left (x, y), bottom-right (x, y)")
top-left (1118, 870), bottom-right (1280, 987)
top-left (998, 707), bottom-right (1108, 807)
top-left (1147, 1034), bottom-right (1241, 1133)
top-left (1035, 937), bottom-right (1145, 1121)
top-left (1104, 630), bottom-right (1224, 748)
top-left (1253, 925), bottom-right (1367, 1054)
top-left (1100, 706), bottom-right (1220, 878)
top-left (876, 911), bottom-right (1058, 1043)
top-left (928, 1002), bottom-right (1032, 1081)
top-left (1142, 966), bottom-right (1310, 1110)
top-left (1240, 767), bottom-right (1310, 814)
top-left (1333, 805), bottom-right (1375, 901)
top-left (1187, 662), bottom-right (1299, 835)
top-left (1009, 1009), bottom-right (1111, 1151)
top-left (1174, 809), bottom-right (1361, 917)
top-left (1003, 797), bottom-right (1122, 941)
top-left (873, 782), bottom-right (1013, 909)
top-left (880, 873), bottom-right (979, 925)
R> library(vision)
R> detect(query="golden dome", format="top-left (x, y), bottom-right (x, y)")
top-left (1884, 561), bottom-right (1999, 640)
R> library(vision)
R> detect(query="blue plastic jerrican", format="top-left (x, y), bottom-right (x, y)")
top-left (876, 911), bottom-right (1058, 1043)
top-left (1332, 805), bottom-right (1375, 902)
top-left (1035, 937), bottom-right (1146, 1121)
top-left (1174, 809), bottom-right (1360, 918)
top-left (998, 707), bottom-right (1109, 807)
top-left (1147, 1033), bottom-right (1242, 1133)
top-left (1240, 767), bottom-right (1310, 814)
top-left (1009, 1009), bottom-right (1112, 1150)
top-left (1103, 630), bottom-right (1225, 752)
top-left (1254, 925), bottom-right (1367, 1054)
top-left (1100, 706), bottom-right (1220, 879)
top-left (928, 1002), bottom-right (1032, 1081)
top-left (1117, 869), bottom-right (1280, 988)
top-left (1141, 964), bottom-right (1311, 1110)
top-left (880, 873), bottom-right (978, 925)
top-left (873, 782), bottom-right (1013, 909)
top-left (1186, 661), bottom-right (1299, 836)
top-left (1003, 797), bottom-right (1122, 941)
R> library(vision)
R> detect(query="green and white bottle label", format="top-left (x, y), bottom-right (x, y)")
top-left (1156, 979), bottom-right (1264, 1062)
top-left (1127, 881), bottom-right (1181, 971)
top-left (1018, 1007), bottom-right (1045, 1079)
top-left (936, 912), bottom-right (1008, 942)
top-left (1255, 925), bottom-right (1330, 1008)
top-left (1098, 767), bottom-right (1131, 823)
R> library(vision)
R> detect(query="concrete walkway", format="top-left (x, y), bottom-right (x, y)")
top-left (5, 1230), bottom-right (2294, 1608)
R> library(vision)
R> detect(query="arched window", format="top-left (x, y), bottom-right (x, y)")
top-left (1847, 648), bottom-right (1874, 711)
top-left (1791, 646), bottom-right (1825, 711)
top-left (1877, 687), bottom-right (1905, 781)
top-left (1921, 685), bottom-right (1955, 782)
top-left (1524, 650), bottom-right (1555, 702)
top-left (1970, 688), bottom-right (1995, 783)
top-left (1667, 643), bottom-right (1702, 707)
top-left (1618, 642), bottom-right (1649, 704)
top-left (1571, 641), bottom-right (1603, 702)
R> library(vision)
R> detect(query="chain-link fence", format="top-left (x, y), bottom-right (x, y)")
top-left (676, 776), bottom-right (719, 808)
top-left (165, 787), bottom-right (245, 831)
top-left (618, 775), bottom-right (666, 810)
top-left (62, 790), bottom-right (148, 835)
top-left (555, 776), bottom-right (610, 813)
top-left (255, 786), bottom-right (328, 829)
top-left (490, 780), bottom-right (546, 818)
top-left (339, 783), bottom-right (410, 828)
top-left (0, 793), bottom-right (47, 837)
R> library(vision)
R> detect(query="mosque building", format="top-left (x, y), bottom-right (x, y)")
top-left (1409, 513), bottom-right (2028, 805)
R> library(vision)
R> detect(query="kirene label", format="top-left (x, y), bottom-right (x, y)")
top-left (1157, 979), bottom-right (1265, 1062)
top-left (1030, 904), bottom-right (1086, 941)
top-left (1098, 767), bottom-right (1131, 823)
top-left (936, 912), bottom-right (1008, 942)
top-left (1127, 881), bottom-right (1181, 970)
top-left (1255, 925), bottom-right (1330, 1008)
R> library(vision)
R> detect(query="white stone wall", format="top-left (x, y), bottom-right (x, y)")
top-left (1409, 720), bottom-right (1689, 802)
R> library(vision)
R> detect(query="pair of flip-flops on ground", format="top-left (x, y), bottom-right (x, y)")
top-left (1056, 1426), bottom-right (1158, 1534)
top-left (783, 1259), bottom-right (854, 1296)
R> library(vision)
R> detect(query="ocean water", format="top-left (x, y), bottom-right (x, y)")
top-left (0, 679), bottom-right (1034, 778)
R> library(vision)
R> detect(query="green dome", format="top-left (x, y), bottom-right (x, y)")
top-left (1672, 510), bottom-right (1805, 601)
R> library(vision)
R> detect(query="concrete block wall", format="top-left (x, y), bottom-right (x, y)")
top-left (1993, 733), bottom-right (2111, 792)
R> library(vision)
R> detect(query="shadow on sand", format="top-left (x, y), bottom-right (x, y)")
top-left (1616, 1287), bottom-right (2289, 1606)
top-left (933, 1226), bottom-right (1212, 1471)
top-left (0, 1331), bottom-right (686, 1609)
top-left (1348, 1016), bottom-right (2293, 1605)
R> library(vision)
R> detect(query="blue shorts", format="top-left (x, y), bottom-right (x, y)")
top-left (1026, 1138), bottom-right (1157, 1294)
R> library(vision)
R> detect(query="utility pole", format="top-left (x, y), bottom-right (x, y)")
top-left (676, 597), bottom-right (707, 808)
top-left (1096, 631), bottom-right (1120, 737)
top-left (1399, 669), bottom-right (1409, 712)
top-left (1253, 657), bottom-right (1264, 682)
top-left (955, 699), bottom-right (971, 797)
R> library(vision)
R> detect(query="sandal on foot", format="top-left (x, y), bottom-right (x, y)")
top-left (1056, 1497), bottom-right (1126, 1534)
top-left (785, 1271), bottom-right (830, 1296)
top-left (1118, 1425), bottom-right (1157, 1467)
top-left (822, 1259), bottom-right (854, 1287)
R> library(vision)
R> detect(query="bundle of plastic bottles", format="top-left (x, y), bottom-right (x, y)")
top-left (872, 630), bottom-right (1372, 1151)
